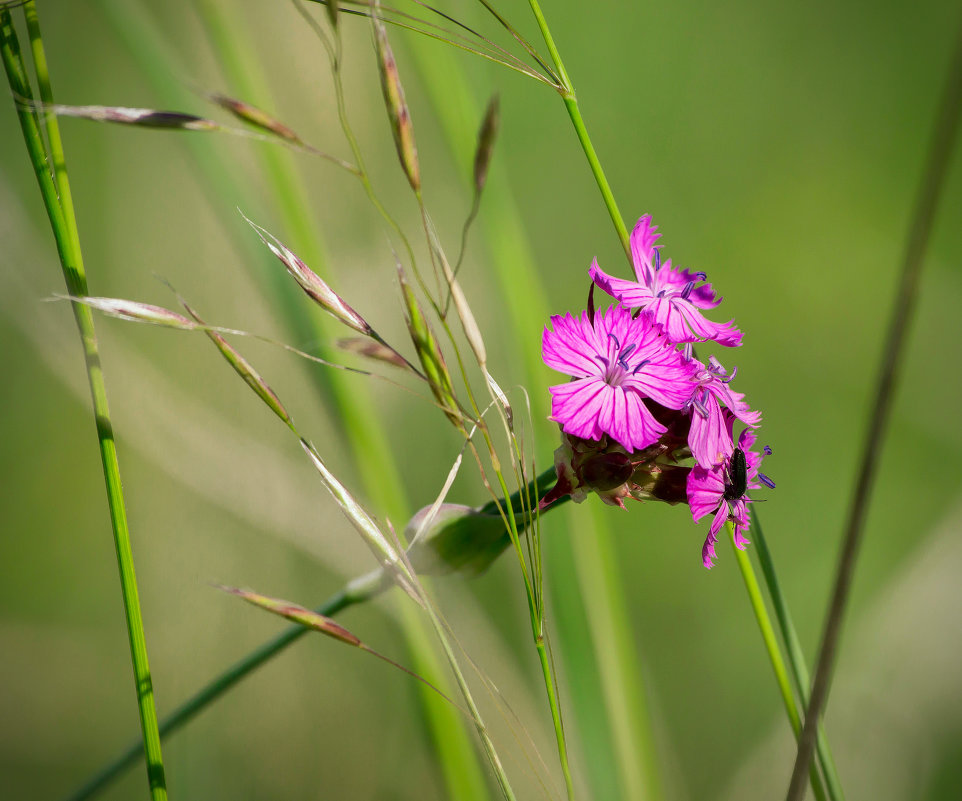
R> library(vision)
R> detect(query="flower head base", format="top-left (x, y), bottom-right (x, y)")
top-left (589, 216), bottom-right (742, 347)
top-left (541, 433), bottom-right (692, 511)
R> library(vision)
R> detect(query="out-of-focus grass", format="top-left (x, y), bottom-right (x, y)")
top-left (1, 0), bottom-right (960, 799)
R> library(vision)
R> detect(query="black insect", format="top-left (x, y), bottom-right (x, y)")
top-left (723, 447), bottom-right (748, 501)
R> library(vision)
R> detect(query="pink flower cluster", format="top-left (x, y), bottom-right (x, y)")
top-left (542, 216), bottom-right (774, 568)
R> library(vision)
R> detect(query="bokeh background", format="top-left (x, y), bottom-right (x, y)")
top-left (2, 0), bottom-right (961, 799)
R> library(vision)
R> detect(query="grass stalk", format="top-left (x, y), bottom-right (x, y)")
top-left (67, 464), bottom-right (559, 800)
top-left (1, 6), bottom-right (168, 799)
top-left (785, 16), bottom-right (962, 800)
top-left (403, 25), bottom-right (663, 799)
top-left (64, 586), bottom-right (358, 801)
top-left (70, 1), bottom-right (494, 797)
top-left (751, 515), bottom-right (845, 801)
top-left (525, 0), bottom-right (630, 261)
top-left (728, 525), bottom-right (828, 801)
top-left (535, 626), bottom-right (576, 799)
top-left (187, 2), bottom-right (497, 798)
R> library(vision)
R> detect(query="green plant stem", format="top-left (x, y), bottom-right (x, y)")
top-left (65, 586), bottom-right (360, 801)
top-left (751, 515), bottom-right (845, 801)
top-left (729, 525), bottom-right (827, 801)
top-left (536, 636), bottom-right (576, 799)
top-left (526, 0), bottom-right (630, 261)
top-left (402, 21), bottom-right (663, 798)
top-left (67, 458), bottom-right (560, 800)
top-left (785, 17), bottom-right (962, 800)
top-left (194, 4), bottom-right (496, 799)
top-left (1, 7), bottom-right (168, 800)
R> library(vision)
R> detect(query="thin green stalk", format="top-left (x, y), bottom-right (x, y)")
top-left (404, 27), bottom-right (663, 800)
top-left (785, 15), bottom-right (962, 800)
top-left (536, 637), bottom-right (576, 799)
top-left (65, 586), bottom-right (358, 801)
top-left (1, 7), bottom-right (168, 800)
top-left (573, 505), bottom-right (663, 800)
top-left (728, 525), bottom-right (827, 801)
top-left (67, 467), bottom-right (560, 800)
top-left (482, 451), bottom-right (575, 800)
top-left (195, 3), bottom-right (497, 799)
top-left (526, 0), bottom-right (630, 261)
top-left (750, 515), bottom-right (845, 801)
top-left (416, 596), bottom-right (519, 801)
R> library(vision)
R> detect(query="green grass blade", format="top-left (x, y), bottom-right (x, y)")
top-left (2, 6), bottom-right (168, 799)
top-left (64, 587), bottom-right (356, 801)
top-left (729, 528), bottom-right (828, 801)
top-left (751, 514), bottom-right (846, 801)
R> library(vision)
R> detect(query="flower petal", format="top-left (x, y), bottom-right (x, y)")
top-left (549, 378), bottom-right (608, 440)
top-left (590, 261), bottom-right (656, 307)
top-left (543, 312), bottom-right (602, 378)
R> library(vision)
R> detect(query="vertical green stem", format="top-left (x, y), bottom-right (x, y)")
top-left (526, 0), bottom-right (631, 262)
top-left (729, 525), bottom-right (827, 801)
top-left (750, 516), bottom-right (846, 801)
top-left (1, 7), bottom-right (168, 800)
top-left (536, 637), bottom-right (576, 799)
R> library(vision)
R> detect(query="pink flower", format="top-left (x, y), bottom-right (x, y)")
top-left (687, 356), bottom-right (762, 468)
top-left (686, 429), bottom-right (775, 568)
top-left (589, 216), bottom-right (742, 346)
top-left (543, 304), bottom-right (696, 452)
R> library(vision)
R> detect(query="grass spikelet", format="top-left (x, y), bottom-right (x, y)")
top-left (372, 9), bottom-right (420, 192)
top-left (208, 92), bottom-right (302, 143)
top-left (62, 295), bottom-right (198, 328)
top-left (242, 212), bottom-right (373, 336)
top-left (219, 584), bottom-right (466, 710)
top-left (297, 438), bottom-right (420, 600)
top-left (473, 94), bottom-right (499, 196)
top-left (219, 586), bottom-right (362, 646)
top-left (35, 102), bottom-right (219, 131)
top-left (396, 261), bottom-right (461, 429)
top-left (336, 336), bottom-right (409, 370)
top-left (181, 302), bottom-right (295, 429)
top-left (431, 226), bottom-right (514, 426)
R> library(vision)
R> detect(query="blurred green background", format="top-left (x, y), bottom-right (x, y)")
top-left (2, 0), bottom-right (961, 799)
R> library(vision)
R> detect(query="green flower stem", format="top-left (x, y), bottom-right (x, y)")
top-left (526, 0), bottom-right (631, 262)
top-left (1, 7), bottom-right (168, 800)
top-left (751, 516), bottom-right (845, 801)
top-left (728, 525), bottom-right (827, 801)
